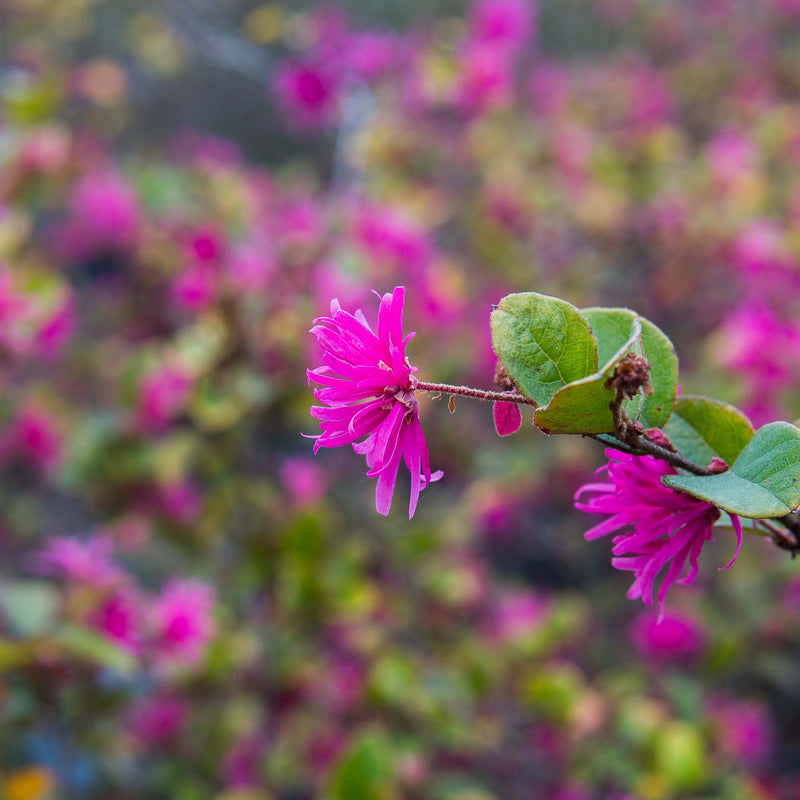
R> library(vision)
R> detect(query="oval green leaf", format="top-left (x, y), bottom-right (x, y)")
top-left (534, 317), bottom-right (643, 435)
top-left (490, 292), bottom-right (598, 406)
top-left (582, 307), bottom-right (678, 428)
top-left (663, 421), bottom-right (800, 518)
top-left (662, 395), bottom-right (754, 468)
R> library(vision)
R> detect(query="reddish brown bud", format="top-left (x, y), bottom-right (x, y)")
top-left (605, 353), bottom-right (653, 400)
top-left (707, 457), bottom-right (729, 474)
top-left (644, 428), bottom-right (676, 451)
top-left (494, 361), bottom-right (515, 391)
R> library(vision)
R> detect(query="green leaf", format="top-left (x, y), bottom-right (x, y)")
top-left (654, 721), bottom-right (707, 791)
top-left (664, 421), bottom-right (800, 518)
top-left (0, 580), bottom-right (59, 636)
top-left (490, 292), bottom-right (597, 406)
top-left (534, 317), bottom-right (643, 435)
top-left (0, 637), bottom-right (37, 671)
top-left (54, 624), bottom-right (139, 675)
top-left (662, 395), bottom-right (754, 468)
top-left (329, 730), bottom-right (394, 800)
top-left (582, 307), bottom-right (678, 428)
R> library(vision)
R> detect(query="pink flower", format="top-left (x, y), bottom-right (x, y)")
top-left (170, 261), bottom-right (218, 311)
top-left (150, 579), bottom-right (215, 669)
top-left (33, 534), bottom-right (124, 588)
top-left (136, 365), bottom-right (193, 433)
top-left (488, 589), bottom-right (548, 643)
top-left (710, 698), bottom-right (774, 767)
top-left (128, 694), bottom-right (188, 746)
top-left (347, 32), bottom-right (403, 81)
top-left (61, 170), bottom-right (140, 256)
top-left (0, 268), bottom-right (31, 353)
top-left (34, 293), bottom-right (76, 360)
top-left (574, 449), bottom-right (742, 618)
top-left (91, 588), bottom-right (141, 651)
top-left (273, 59), bottom-right (342, 129)
top-left (223, 735), bottom-right (268, 788)
top-left (468, 0), bottom-right (536, 52)
top-left (307, 286), bottom-right (442, 518)
top-left (629, 609), bottom-right (706, 663)
top-left (8, 406), bottom-right (63, 473)
top-left (707, 129), bottom-right (756, 188)
top-left (529, 62), bottom-right (569, 117)
top-left (227, 241), bottom-right (275, 294)
top-left (280, 456), bottom-right (328, 508)
top-left (155, 480), bottom-right (203, 523)
top-left (455, 43), bottom-right (514, 113)
top-left (713, 304), bottom-right (800, 388)
top-left (354, 206), bottom-right (433, 272)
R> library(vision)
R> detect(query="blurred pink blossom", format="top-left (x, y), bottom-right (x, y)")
top-left (91, 588), bottom-right (141, 651)
top-left (529, 62), bottom-right (569, 117)
top-left (629, 609), bottom-right (706, 663)
top-left (136, 365), bottom-right (193, 434)
top-left (150, 579), bottom-right (216, 669)
top-left (732, 220), bottom-right (795, 278)
top-left (713, 304), bottom-right (800, 389)
top-left (223, 735), bottom-right (268, 788)
top-left (227, 241), bottom-right (276, 294)
top-left (0, 268), bottom-right (31, 353)
top-left (188, 226), bottom-right (225, 262)
top-left (34, 293), bottom-right (77, 360)
top-left (276, 198), bottom-right (325, 249)
top-left (18, 125), bottom-right (71, 173)
top-left (170, 261), bottom-right (218, 311)
top-left (455, 42), bottom-right (515, 114)
top-left (707, 129), bottom-right (756, 187)
top-left (468, 0), bottom-right (536, 52)
top-left (354, 206), bottom-right (433, 272)
top-left (488, 589), bottom-right (548, 643)
top-left (274, 59), bottom-right (342, 129)
top-left (347, 32), bottom-right (403, 81)
top-left (34, 534), bottom-right (124, 588)
top-left (8, 405), bottom-right (63, 473)
top-left (128, 694), bottom-right (188, 746)
top-left (710, 698), bottom-right (774, 767)
top-left (627, 66), bottom-right (674, 132)
top-left (62, 171), bottom-right (141, 256)
top-left (156, 481), bottom-right (203, 523)
top-left (280, 457), bottom-right (328, 508)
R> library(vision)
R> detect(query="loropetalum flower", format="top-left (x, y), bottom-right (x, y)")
top-left (575, 449), bottom-right (743, 617)
top-left (307, 286), bottom-right (442, 518)
top-left (149, 579), bottom-right (216, 670)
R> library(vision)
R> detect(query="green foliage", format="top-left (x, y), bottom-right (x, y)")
top-left (663, 395), bottom-right (755, 468)
top-left (653, 721), bottom-right (708, 792)
top-left (53, 625), bottom-right (138, 675)
top-left (664, 422), bottom-right (800, 518)
top-left (0, 580), bottom-right (59, 637)
top-left (328, 730), bottom-right (395, 800)
top-left (534, 316), bottom-right (643, 434)
top-left (583, 307), bottom-right (678, 428)
top-left (490, 292), bottom-right (597, 406)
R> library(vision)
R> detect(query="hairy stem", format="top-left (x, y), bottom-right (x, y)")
top-left (416, 381), bottom-right (536, 407)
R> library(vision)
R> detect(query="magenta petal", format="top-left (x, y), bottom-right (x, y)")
top-left (374, 443), bottom-right (403, 516)
top-left (493, 400), bottom-right (523, 437)
top-left (718, 514), bottom-right (743, 571)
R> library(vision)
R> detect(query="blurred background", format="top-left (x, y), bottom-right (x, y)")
top-left (3, 0), bottom-right (800, 798)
